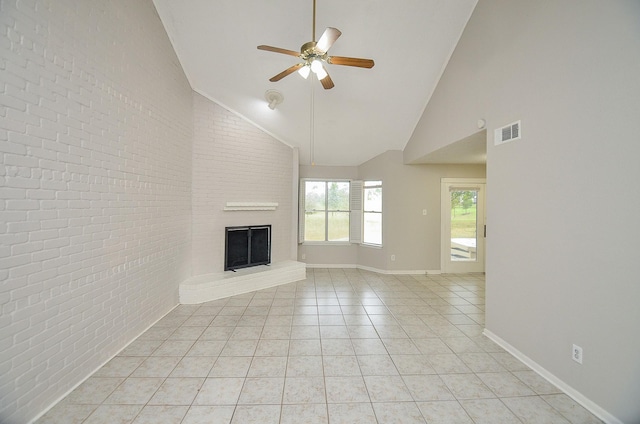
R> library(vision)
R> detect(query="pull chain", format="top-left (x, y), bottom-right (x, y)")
top-left (310, 76), bottom-right (315, 166)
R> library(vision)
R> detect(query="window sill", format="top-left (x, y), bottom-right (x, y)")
top-left (360, 243), bottom-right (383, 249)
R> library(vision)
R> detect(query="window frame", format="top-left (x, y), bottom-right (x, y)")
top-left (301, 179), bottom-right (351, 244)
top-left (362, 180), bottom-right (383, 246)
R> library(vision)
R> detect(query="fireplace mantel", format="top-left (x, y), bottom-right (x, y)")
top-left (223, 202), bottom-right (278, 211)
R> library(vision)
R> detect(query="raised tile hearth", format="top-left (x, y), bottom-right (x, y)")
top-left (179, 260), bottom-right (306, 304)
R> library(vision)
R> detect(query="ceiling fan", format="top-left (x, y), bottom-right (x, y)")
top-left (257, 0), bottom-right (375, 89)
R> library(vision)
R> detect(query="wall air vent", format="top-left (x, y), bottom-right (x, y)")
top-left (494, 120), bottom-right (521, 145)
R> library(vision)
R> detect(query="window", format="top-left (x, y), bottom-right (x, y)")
top-left (302, 180), bottom-right (350, 242)
top-left (363, 180), bottom-right (382, 245)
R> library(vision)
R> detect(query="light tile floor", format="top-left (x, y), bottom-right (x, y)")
top-left (38, 269), bottom-right (603, 423)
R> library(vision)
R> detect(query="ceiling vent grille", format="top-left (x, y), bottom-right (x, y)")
top-left (494, 120), bottom-right (521, 145)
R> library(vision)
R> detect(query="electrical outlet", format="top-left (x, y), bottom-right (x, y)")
top-left (572, 344), bottom-right (583, 364)
top-left (391, 254), bottom-right (396, 261)
top-left (422, 209), bottom-right (427, 216)
top-left (301, 253), bottom-right (306, 260)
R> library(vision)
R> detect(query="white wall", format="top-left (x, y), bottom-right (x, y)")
top-left (0, 1), bottom-right (193, 422)
top-left (404, 1), bottom-right (640, 422)
top-left (191, 93), bottom-right (295, 275)
top-left (358, 151), bottom-right (485, 272)
top-left (298, 153), bottom-right (485, 272)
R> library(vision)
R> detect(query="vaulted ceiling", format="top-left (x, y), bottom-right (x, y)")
top-left (152, 0), bottom-right (479, 166)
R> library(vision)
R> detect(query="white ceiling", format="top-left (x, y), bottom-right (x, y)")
top-left (152, 0), bottom-right (479, 166)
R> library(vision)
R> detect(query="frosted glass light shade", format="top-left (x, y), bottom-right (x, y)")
top-left (310, 59), bottom-right (323, 73)
top-left (315, 66), bottom-right (327, 80)
top-left (298, 65), bottom-right (310, 79)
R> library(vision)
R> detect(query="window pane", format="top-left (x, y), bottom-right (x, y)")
top-left (305, 181), bottom-right (326, 211)
top-left (327, 182), bottom-right (349, 211)
top-left (450, 190), bottom-right (477, 261)
top-left (364, 187), bottom-right (382, 212)
top-left (363, 181), bottom-right (382, 245)
top-left (327, 211), bottom-right (350, 241)
top-left (363, 212), bottom-right (382, 245)
top-left (304, 211), bottom-right (326, 241)
top-left (302, 180), bottom-right (350, 243)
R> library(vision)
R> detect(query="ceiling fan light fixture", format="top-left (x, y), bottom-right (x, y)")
top-left (257, 0), bottom-right (374, 90)
top-left (298, 65), bottom-right (311, 79)
top-left (310, 58), bottom-right (324, 74)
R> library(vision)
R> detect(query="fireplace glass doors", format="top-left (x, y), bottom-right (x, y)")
top-left (224, 225), bottom-right (271, 271)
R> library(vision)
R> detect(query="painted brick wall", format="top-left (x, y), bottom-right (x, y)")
top-left (0, 1), bottom-right (193, 422)
top-left (192, 93), bottom-right (295, 275)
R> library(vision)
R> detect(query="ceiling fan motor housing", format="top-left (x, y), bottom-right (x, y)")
top-left (301, 41), bottom-right (327, 62)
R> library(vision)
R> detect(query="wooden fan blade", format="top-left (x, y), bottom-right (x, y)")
top-left (320, 73), bottom-right (334, 90)
top-left (269, 63), bottom-right (304, 82)
top-left (257, 45), bottom-right (300, 57)
top-left (327, 56), bottom-right (375, 68)
top-left (316, 27), bottom-right (341, 53)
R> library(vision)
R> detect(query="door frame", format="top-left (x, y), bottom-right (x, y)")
top-left (441, 178), bottom-right (486, 273)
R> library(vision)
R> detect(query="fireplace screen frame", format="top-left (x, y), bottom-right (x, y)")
top-left (224, 225), bottom-right (271, 271)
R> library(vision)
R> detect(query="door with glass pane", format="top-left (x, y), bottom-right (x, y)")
top-left (441, 179), bottom-right (486, 273)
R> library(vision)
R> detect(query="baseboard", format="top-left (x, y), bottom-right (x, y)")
top-left (29, 305), bottom-right (179, 424)
top-left (356, 265), bottom-right (428, 275)
top-left (483, 329), bottom-right (622, 424)
top-left (304, 263), bottom-right (358, 269)
top-left (304, 263), bottom-right (434, 275)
